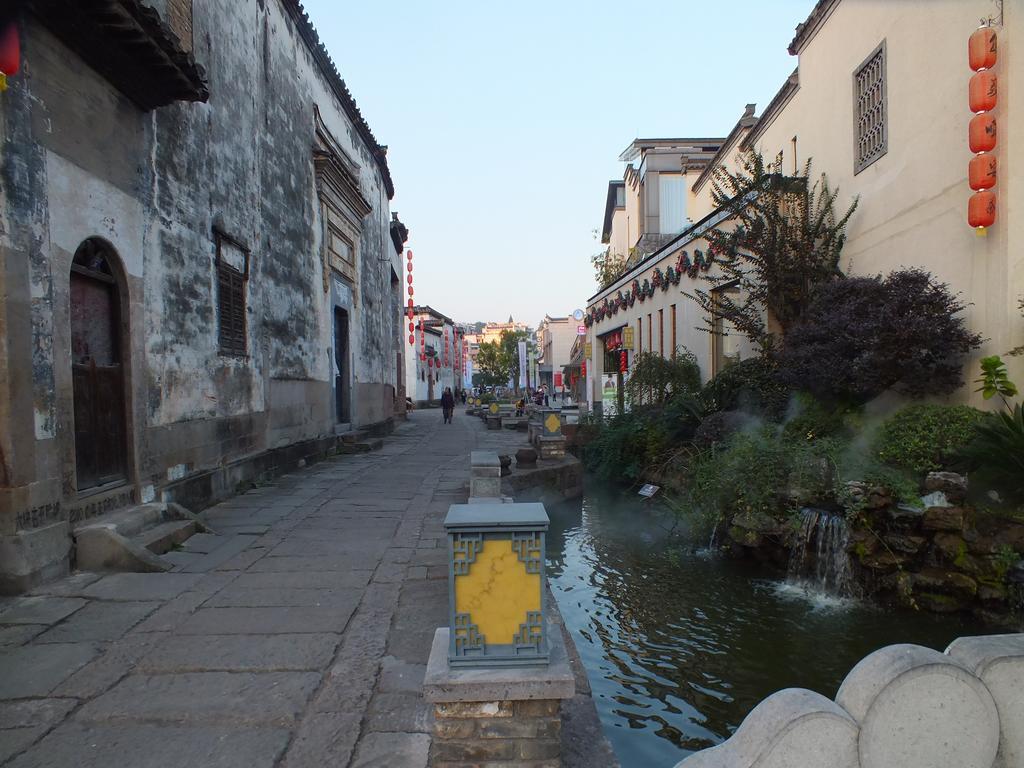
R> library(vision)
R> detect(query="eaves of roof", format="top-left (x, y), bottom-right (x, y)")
top-left (281, 0), bottom-right (395, 199)
top-left (691, 104), bottom-right (757, 194)
top-left (740, 69), bottom-right (800, 152)
top-left (788, 0), bottom-right (841, 56)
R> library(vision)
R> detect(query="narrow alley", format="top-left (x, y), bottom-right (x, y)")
top-left (0, 411), bottom-right (606, 767)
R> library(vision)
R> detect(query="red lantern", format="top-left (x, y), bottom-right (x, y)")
top-left (407, 322), bottom-right (414, 332)
top-left (407, 299), bottom-right (414, 309)
top-left (968, 191), bottom-right (996, 229)
top-left (582, 361), bottom-right (587, 377)
top-left (408, 334), bottom-right (415, 345)
top-left (408, 286), bottom-right (414, 297)
top-left (0, 23), bottom-right (20, 89)
top-left (619, 350), bottom-right (627, 373)
top-left (969, 113), bottom-right (996, 152)
top-left (406, 273), bottom-right (413, 284)
top-left (969, 71), bottom-right (997, 112)
top-left (968, 154), bottom-right (997, 191)
top-left (969, 27), bottom-right (997, 71)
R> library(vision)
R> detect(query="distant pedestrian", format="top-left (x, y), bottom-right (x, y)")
top-left (460, 390), bottom-right (467, 404)
top-left (441, 387), bottom-right (455, 424)
top-left (544, 391), bottom-right (549, 407)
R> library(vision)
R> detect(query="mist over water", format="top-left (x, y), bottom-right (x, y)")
top-left (545, 483), bottom-right (994, 768)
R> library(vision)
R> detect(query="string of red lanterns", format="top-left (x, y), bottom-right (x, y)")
top-left (967, 26), bottom-right (997, 234)
top-left (0, 22), bottom-right (20, 92)
top-left (406, 250), bottom-right (416, 347)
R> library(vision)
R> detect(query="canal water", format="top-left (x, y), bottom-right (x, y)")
top-left (545, 484), bottom-right (994, 768)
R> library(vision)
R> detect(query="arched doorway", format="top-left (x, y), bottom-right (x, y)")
top-left (70, 238), bottom-right (128, 490)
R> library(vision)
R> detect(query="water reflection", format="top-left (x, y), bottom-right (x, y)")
top-left (546, 483), bottom-right (994, 768)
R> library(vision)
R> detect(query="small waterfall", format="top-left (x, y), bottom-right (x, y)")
top-left (707, 521), bottom-right (720, 550)
top-left (787, 508), bottom-right (856, 597)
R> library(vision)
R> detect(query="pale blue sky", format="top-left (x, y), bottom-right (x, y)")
top-left (303, 0), bottom-right (817, 327)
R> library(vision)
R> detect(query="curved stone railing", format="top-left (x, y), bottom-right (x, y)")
top-left (674, 633), bottom-right (1024, 768)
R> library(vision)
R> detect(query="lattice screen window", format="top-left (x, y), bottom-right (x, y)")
top-left (854, 41), bottom-right (887, 174)
top-left (215, 230), bottom-right (250, 357)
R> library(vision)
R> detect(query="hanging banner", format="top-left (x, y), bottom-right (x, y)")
top-left (517, 340), bottom-right (527, 389)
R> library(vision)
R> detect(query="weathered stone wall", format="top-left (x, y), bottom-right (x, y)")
top-left (674, 634), bottom-right (1024, 768)
top-left (0, 0), bottom-right (402, 591)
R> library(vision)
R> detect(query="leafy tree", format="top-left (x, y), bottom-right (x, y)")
top-left (475, 330), bottom-right (536, 391)
top-left (592, 248), bottom-right (626, 291)
top-left (685, 149), bottom-right (858, 351)
top-left (624, 348), bottom-right (701, 406)
top-left (475, 341), bottom-right (513, 388)
top-left (778, 269), bottom-right (983, 404)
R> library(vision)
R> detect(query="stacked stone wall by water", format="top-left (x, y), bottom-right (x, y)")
top-left (726, 472), bottom-right (1024, 623)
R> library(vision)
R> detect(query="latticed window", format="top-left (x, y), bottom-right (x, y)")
top-left (854, 41), bottom-right (887, 173)
top-left (214, 229), bottom-right (249, 357)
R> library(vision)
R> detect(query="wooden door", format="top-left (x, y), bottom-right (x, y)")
top-left (70, 244), bottom-right (127, 490)
top-left (334, 308), bottom-right (349, 423)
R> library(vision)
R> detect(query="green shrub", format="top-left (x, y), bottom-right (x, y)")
top-left (687, 428), bottom-right (839, 521)
top-left (781, 395), bottom-right (861, 442)
top-left (625, 348), bottom-right (701, 406)
top-left (957, 403), bottom-right (1024, 504)
top-left (583, 399), bottom-right (701, 483)
top-left (692, 410), bottom-right (756, 450)
top-left (478, 392), bottom-right (496, 404)
top-left (700, 356), bottom-right (791, 421)
top-left (875, 404), bottom-right (986, 476)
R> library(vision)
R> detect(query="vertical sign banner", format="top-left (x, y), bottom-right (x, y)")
top-left (517, 340), bottom-right (527, 389)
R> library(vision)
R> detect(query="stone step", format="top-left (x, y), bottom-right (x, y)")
top-left (74, 503), bottom-right (167, 538)
top-left (339, 429), bottom-right (370, 445)
top-left (340, 438), bottom-right (383, 454)
top-left (73, 502), bottom-right (208, 573)
top-left (136, 519), bottom-right (198, 555)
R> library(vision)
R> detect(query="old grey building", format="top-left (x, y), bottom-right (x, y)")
top-left (0, 0), bottom-right (408, 592)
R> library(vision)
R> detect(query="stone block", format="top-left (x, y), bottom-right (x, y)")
top-left (673, 688), bottom-right (858, 768)
top-left (836, 644), bottom-right (999, 768)
top-left (0, 522), bottom-right (72, 595)
top-left (35, 600), bottom-right (159, 643)
top-left (474, 449), bottom-right (502, 466)
top-left (76, 671), bottom-right (322, 726)
top-left (5, 722), bottom-right (290, 768)
top-left (424, 627), bottom-right (575, 704)
top-left (469, 477), bottom-right (501, 499)
top-left (137, 633), bottom-right (340, 673)
top-left (349, 732), bottom-right (430, 768)
top-left (946, 634), bottom-right (1024, 768)
top-left (0, 643), bottom-right (99, 699)
top-left (0, 596), bottom-right (86, 626)
top-left (922, 506), bottom-right (965, 532)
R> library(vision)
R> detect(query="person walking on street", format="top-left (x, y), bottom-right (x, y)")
top-left (441, 387), bottom-right (455, 424)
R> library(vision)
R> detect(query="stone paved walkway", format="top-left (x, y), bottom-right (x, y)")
top-left (0, 411), bottom-right (465, 767)
top-left (0, 410), bottom-right (614, 768)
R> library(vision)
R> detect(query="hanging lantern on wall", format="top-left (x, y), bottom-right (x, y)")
top-left (968, 113), bottom-right (997, 152)
top-left (619, 350), bottom-right (627, 373)
top-left (967, 26), bottom-right (998, 235)
top-left (969, 26), bottom-right (997, 71)
top-left (968, 190), bottom-right (997, 229)
top-left (969, 70), bottom-right (997, 113)
top-left (408, 334), bottom-right (415, 345)
top-left (968, 153), bottom-right (997, 190)
top-left (0, 22), bottom-right (20, 92)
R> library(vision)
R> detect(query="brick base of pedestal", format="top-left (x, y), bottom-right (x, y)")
top-left (432, 699), bottom-right (562, 767)
top-left (538, 437), bottom-right (566, 460)
top-left (424, 627), bottom-right (575, 768)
